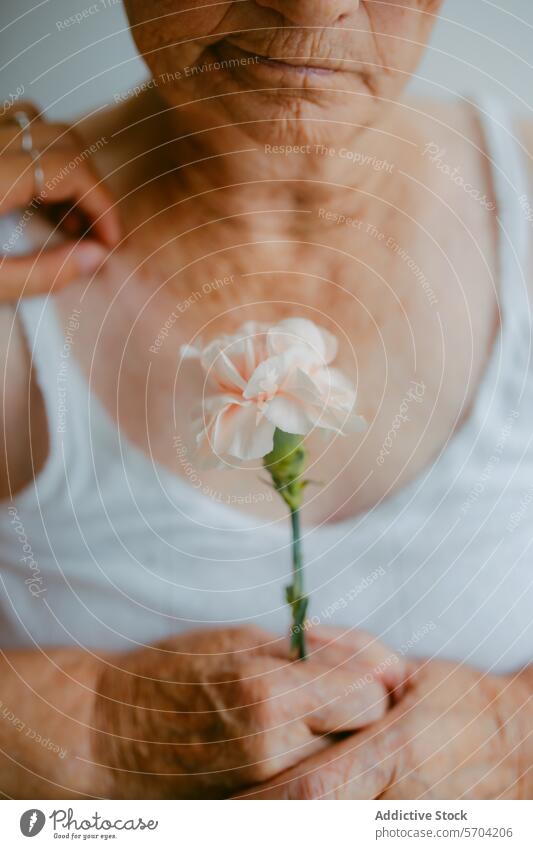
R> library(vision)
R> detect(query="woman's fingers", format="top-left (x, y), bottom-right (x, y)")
top-left (292, 662), bottom-right (388, 733)
top-left (241, 655), bottom-right (388, 735)
top-left (238, 722), bottom-right (398, 800)
top-left (0, 103), bottom-right (121, 247)
top-left (244, 721), bottom-right (329, 785)
top-left (161, 628), bottom-right (401, 742)
top-left (0, 240), bottom-right (108, 300)
top-left (0, 151), bottom-right (120, 247)
top-left (0, 104), bottom-right (120, 302)
top-left (305, 627), bottom-right (410, 697)
top-left (254, 626), bottom-right (410, 702)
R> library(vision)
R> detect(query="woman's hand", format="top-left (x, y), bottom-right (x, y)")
top-left (92, 626), bottom-right (407, 799)
top-left (240, 659), bottom-right (533, 799)
top-left (0, 101), bottom-right (120, 300)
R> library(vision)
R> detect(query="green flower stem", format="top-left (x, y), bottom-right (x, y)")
top-left (263, 429), bottom-right (309, 661)
top-left (288, 505), bottom-right (308, 660)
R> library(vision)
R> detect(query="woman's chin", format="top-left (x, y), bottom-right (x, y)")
top-left (157, 43), bottom-right (377, 142)
top-left (183, 84), bottom-right (376, 149)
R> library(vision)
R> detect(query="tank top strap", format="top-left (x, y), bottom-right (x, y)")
top-left (16, 293), bottom-right (99, 505)
top-left (474, 95), bottom-right (531, 340)
top-left (18, 294), bottom-right (71, 428)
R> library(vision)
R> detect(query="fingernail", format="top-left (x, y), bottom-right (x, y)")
top-left (76, 243), bottom-right (107, 273)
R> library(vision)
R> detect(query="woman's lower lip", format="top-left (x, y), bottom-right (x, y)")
top-left (254, 55), bottom-right (336, 76)
top-left (211, 41), bottom-right (338, 81)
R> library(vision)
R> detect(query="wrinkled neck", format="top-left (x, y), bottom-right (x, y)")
top-left (158, 101), bottom-right (406, 237)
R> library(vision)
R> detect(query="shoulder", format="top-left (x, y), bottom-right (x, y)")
top-left (400, 96), bottom-right (497, 215)
top-left (403, 96), bottom-right (497, 186)
top-left (405, 97), bottom-right (533, 294)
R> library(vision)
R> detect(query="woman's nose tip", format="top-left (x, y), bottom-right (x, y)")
top-left (256, 0), bottom-right (359, 27)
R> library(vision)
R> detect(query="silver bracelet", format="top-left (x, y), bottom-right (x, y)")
top-left (13, 110), bottom-right (45, 196)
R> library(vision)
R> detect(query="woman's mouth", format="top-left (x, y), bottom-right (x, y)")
top-left (255, 54), bottom-right (337, 76)
top-left (210, 40), bottom-right (340, 82)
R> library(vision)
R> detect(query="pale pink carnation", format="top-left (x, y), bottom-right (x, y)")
top-left (180, 318), bottom-right (366, 464)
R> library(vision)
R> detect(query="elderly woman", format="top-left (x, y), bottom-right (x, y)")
top-left (0, 0), bottom-right (532, 799)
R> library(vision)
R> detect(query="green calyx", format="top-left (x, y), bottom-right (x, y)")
top-left (263, 428), bottom-right (309, 511)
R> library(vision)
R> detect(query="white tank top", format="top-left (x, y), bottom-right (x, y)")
top-left (1, 98), bottom-right (532, 674)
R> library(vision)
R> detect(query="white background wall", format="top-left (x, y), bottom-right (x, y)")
top-left (0, 1), bottom-right (532, 120)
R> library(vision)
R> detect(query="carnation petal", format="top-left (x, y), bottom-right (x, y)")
top-left (267, 318), bottom-right (338, 364)
top-left (213, 403), bottom-right (276, 461)
top-left (213, 349), bottom-right (248, 391)
top-left (284, 368), bottom-right (366, 436)
top-left (264, 395), bottom-right (315, 435)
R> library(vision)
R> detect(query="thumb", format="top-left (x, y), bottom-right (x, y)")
top-left (0, 241), bottom-right (108, 301)
top-left (237, 722), bottom-right (399, 800)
